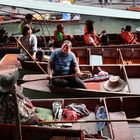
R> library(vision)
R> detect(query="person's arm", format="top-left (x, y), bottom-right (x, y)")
top-left (47, 62), bottom-right (53, 79)
top-left (47, 51), bottom-right (56, 79)
top-left (32, 52), bottom-right (36, 60)
top-left (31, 34), bottom-right (38, 59)
top-left (75, 65), bottom-right (82, 77)
top-left (71, 52), bottom-right (82, 77)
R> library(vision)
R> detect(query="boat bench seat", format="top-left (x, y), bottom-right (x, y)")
top-left (109, 111), bottom-right (134, 140)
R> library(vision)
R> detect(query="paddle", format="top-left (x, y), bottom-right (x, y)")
top-left (17, 74), bottom-right (76, 85)
top-left (11, 88), bottom-right (22, 140)
top-left (39, 117), bottom-right (140, 125)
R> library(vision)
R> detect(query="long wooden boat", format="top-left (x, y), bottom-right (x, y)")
top-left (1, 96), bottom-right (140, 140)
top-left (11, 13), bottom-right (81, 25)
top-left (1, 31), bottom-right (140, 58)
top-left (2, 48), bottom-right (140, 98)
top-left (30, 96), bottom-right (140, 140)
top-left (21, 63), bottom-right (140, 98)
top-left (126, 6), bottom-right (140, 12)
top-left (7, 32), bottom-right (140, 47)
top-left (20, 47), bottom-right (140, 72)
top-left (0, 18), bottom-right (21, 24)
top-left (19, 47), bottom-right (140, 98)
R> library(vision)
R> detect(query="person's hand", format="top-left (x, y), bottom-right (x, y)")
top-left (76, 71), bottom-right (83, 78)
top-left (32, 54), bottom-right (36, 60)
top-left (46, 74), bottom-right (52, 80)
top-left (70, 35), bottom-right (74, 39)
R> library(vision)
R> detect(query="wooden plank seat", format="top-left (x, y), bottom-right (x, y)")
top-left (109, 111), bottom-right (134, 140)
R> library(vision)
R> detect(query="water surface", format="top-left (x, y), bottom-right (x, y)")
top-left (4, 15), bottom-right (140, 36)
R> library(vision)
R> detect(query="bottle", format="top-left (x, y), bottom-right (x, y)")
top-left (52, 102), bottom-right (62, 120)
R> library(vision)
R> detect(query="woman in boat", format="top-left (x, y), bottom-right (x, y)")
top-left (17, 25), bottom-right (44, 62)
top-left (53, 24), bottom-right (74, 48)
top-left (47, 40), bottom-right (86, 89)
top-left (120, 25), bottom-right (137, 44)
top-left (84, 20), bottom-right (100, 47)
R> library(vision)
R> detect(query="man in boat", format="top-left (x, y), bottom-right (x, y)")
top-left (53, 24), bottom-right (73, 48)
top-left (17, 25), bottom-right (44, 62)
top-left (120, 25), bottom-right (137, 44)
top-left (18, 13), bottom-right (40, 34)
top-left (47, 40), bottom-right (87, 89)
top-left (84, 20), bottom-right (100, 47)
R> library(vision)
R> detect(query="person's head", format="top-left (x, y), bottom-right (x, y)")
top-left (25, 14), bottom-right (33, 24)
top-left (87, 24), bottom-right (94, 33)
top-left (125, 25), bottom-right (131, 32)
top-left (61, 40), bottom-right (72, 55)
top-left (0, 67), bottom-right (19, 93)
top-left (101, 30), bottom-right (106, 34)
top-left (121, 28), bottom-right (125, 32)
top-left (57, 24), bottom-right (64, 31)
top-left (22, 25), bottom-right (32, 36)
top-left (85, 20), bottom-right (95, 26)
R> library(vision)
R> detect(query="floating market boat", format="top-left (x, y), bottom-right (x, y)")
top-left (19, 47), bottom-right (140, 73)
top-left (11, 13), bottom-right (81, 25)
top-left (1, 96), bottom-right (140, 140)
top-left (20, 64), bottom-right (140, 99)
top-left (126, 6), bottom-right (140, 12)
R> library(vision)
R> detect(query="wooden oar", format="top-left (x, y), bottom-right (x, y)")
top-left (11, 88), bottom-right (22, 140)
top-left (17, 74), bottom-right (76, 85)
top-left (15, 38), bottom-right (47, 74)
top-left (39, 117), bottom-right (140, 125)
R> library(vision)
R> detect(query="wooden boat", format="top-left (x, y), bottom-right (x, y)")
top-left (1, 31), bottom-right (140, 56)
top-left (0, 15), bottom-right (21, 24)
top-left (19, 47), bottom-right (140, 72)
top-left (11, 13), bottom-right (81, 25)
top-left (30, 96), bottom-right (140, 140)
top-left (21, 63), bottom-right (140, 98)
top-left (126, 6), bottom-right (140, 12)
top-left (1, 96), bottom-right (140, 140)
top-left (0, 44), bottom-right (20, 57)
top-left (17, 47), bottom-right (140, 98)
top-left (7, 32), bottom-right (140, 48)
top-left (2, 48), bottom-right (140, 98)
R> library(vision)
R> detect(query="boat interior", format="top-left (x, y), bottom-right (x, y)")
top-left (1, 96), bottom-right (139, 140)
top-left (0, 96), bottom-right (139, 140)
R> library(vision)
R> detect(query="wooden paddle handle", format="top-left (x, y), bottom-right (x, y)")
top-left (39, 117), bottom-right (140, 125)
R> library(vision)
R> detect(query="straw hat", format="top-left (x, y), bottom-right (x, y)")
top-left (103, 76), bottom-right (126, 92)
top-left (0, 67), bottom-right (19, 93)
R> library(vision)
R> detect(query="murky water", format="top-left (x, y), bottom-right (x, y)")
top-left (3, 15), bottom-right (140, 36)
